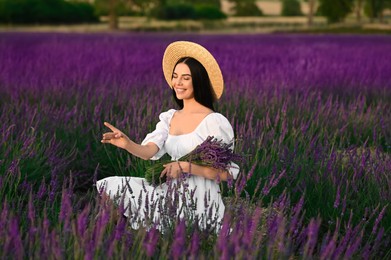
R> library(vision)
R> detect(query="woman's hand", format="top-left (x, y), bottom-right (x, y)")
top-left (101, 122), bottom-right (131, 150)
top-left (160, 162), bottom-right (189, 179)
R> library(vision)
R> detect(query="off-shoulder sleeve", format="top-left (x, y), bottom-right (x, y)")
top-left (141, 109), bottom-right (175, 160)
top-left (199, 113), bottom-right (240, 179)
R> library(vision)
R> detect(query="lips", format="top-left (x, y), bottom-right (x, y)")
top-left (175, 88), bottom-right (186, 93)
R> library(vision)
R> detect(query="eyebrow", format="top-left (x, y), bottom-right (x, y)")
top-left (173, 72), bottom-right (192, 77)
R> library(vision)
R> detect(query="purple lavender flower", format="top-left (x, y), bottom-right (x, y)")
top-left (371, 205), bottom-right (387, 236)
top-left (76, 205), bottom-right (90, 237)
top-left (188, 229), bottom-right (200, 257)
top-left (143, 226), bottom-right (160, 257)
top-left (171, 220), bottom-right (187, 259)
top-left (303, 218), bottom-right (321, 257)
top-left (145, 136), bottom-right (243, 186)
top-left (334, 185), bottom-right (341, 208)
top-left (59, 188), bottom-right (72, 231)
top-left (8, 217), bottom-right (24, 259)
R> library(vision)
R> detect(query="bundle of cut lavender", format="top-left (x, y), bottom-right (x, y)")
top-left (145, 136), bottom-right (242, 186)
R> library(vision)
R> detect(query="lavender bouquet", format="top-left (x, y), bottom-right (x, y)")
top-left (145, 136), bottom-right (242, 186)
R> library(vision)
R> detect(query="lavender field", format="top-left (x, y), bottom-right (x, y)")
top-left (0, 32), bottom-right (390, 259)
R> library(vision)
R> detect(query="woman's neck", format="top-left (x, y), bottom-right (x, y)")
top-left (181, 98), bottom-right (210, 113)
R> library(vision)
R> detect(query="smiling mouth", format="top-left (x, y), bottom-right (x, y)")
top-left (175, 88), bottom-right (186, 93)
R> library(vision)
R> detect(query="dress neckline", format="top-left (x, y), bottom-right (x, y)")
top-left (168, 110), bottom-right (215, 137)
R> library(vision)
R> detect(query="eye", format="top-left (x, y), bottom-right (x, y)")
top-left (183, 77), bottom-right (190, 80)
top-left (172, 74), bottom-right (178, 79)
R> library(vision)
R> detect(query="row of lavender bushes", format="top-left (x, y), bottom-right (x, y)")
top-left (0, 32), bottom-right (390, 258)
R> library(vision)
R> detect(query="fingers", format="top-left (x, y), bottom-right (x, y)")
top-left (101, 132), bottom-right (122, 143)
top-left (102, 132), bottom-right (121, 139)
top-left (101, 139), bottom-right (111, 144)
top-left (161, 165), bottom-right (183, 179)
top-left (160, 168), bottom-right (167, 178)
top-left (102, 122), bottom-right (123, 144)
top-left (104, 122), bottom-right (119, 132)
top-left (160, 165), bottom-right (172, 178)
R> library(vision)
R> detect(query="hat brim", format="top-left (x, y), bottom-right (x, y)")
top-left (162, 41), bottom-right (224, 100)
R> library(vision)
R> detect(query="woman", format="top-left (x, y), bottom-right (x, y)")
top-left (98, 41), bottom-right (239, 230)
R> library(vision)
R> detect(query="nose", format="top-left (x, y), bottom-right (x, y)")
top-left (176, 77), bottom-right (183, 86)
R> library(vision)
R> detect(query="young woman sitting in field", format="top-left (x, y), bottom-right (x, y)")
top-left (98, 41), bottom-right (239, 231)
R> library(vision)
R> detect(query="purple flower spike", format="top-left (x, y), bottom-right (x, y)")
top-left (188, 229), bottom-right (200, 257)
top-left (171, 220), bottom-right (186, 259)
top-left (143, 226), bottom-right (160, 257)
top-left (145, 136), bottom-right (243, 186)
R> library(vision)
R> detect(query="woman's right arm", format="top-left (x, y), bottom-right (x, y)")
top-left (101, 122), bottom-right (159, 160)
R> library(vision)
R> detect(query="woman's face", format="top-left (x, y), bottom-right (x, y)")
top-left (172, 63), bottom-right (194, 100)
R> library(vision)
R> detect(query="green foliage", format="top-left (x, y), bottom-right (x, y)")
top-left (153, 2), bottom-right (226, 20)
top-left (364, 0), bottom-right (391, 20)
top-left (318, 0), bottom-right (355, 23)
top-left (190, 0), bottom-right (221, 8)
top-left (195, 4), bottom-right (227, 20)
top-left (0, 0), bottom-right (98, 24)
top-left (94, 0), bottom-right (137, 16)
top-left (154, 3), bottom-right (196, 20)
top-left (281, 0), bottom-right (303, 16)
top-left (130, 0), bottom-right (159, 16)
top-left (228, 0), bottom-right (263, 17)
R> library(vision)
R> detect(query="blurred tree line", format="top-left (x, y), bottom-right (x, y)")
top-left (0, 0), bottom-right (390, 27)
top-left (0, 0), bottom-right (264, 27)
top-left (96, 0), bottom-right (263, 29)
top-left (315, 0), bottom-right (391, 23)
top-left (228, 0), bottom-right (263, 16)
top-left (284, 0), bottom-right (391, 24)
top-left (281, 0), bottom-right (302, 16)
top-left (0, 0), bottom-right (98, 24)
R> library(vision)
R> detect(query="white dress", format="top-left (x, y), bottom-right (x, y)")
top-left (96, 109), bottom-right (239, 230)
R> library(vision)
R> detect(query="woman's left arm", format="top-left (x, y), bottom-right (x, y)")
top-left (161, 161), bottom-right (229, 181)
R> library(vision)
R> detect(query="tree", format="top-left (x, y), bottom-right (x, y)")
top-left (191, 0), bottom-right (221, 8)
top-left (303, 0), bottom-right (317, 27)
top-left (227, 0), bottom-right (263, 16)
top-left (318, 0), bottom-right (354, 23)
top-left (281, 0), bottom-right (303, 16)
top-left (307, 0), bottom-right (316, 26)
top-left (94, 0), bottom-right (123, 29)
top-left (364, 0), bottom-right (391, 22)
top-left (355, 0), bottom-right (364, 22)
top-left (95, 0), bottom-right (150, 29)
top-left (108, 0), bottom-right (118, 29)
top-left (0, 0), bottom-right (97, 24)
top-left (132, 0), bottom-right (162, 17)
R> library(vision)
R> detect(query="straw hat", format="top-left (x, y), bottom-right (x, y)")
top-left (162, 41), bottom-right (224, 100)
